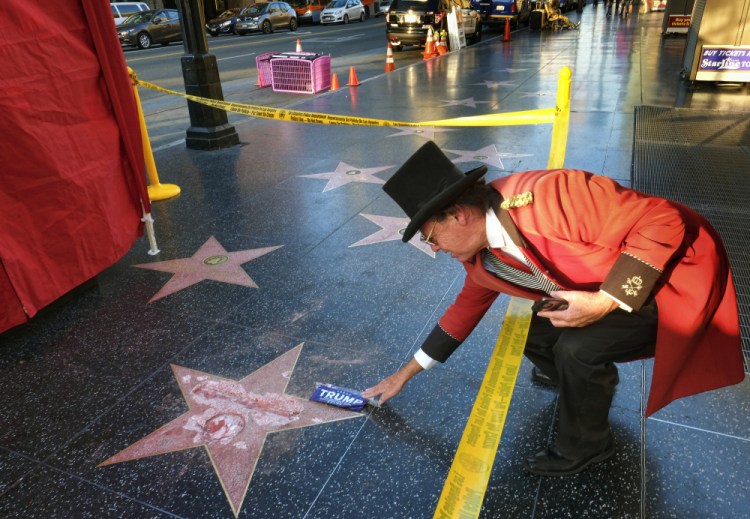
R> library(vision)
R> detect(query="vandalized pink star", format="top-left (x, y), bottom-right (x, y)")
top-left (444, 144), bottom-right (533, 170)
top-left (299, 161), bottom-right (393, 192)
top-left (99, 344), bottom-right (362, 517)
top-left (349, 214), bottom-right (435, 257)
top-left (133, 236), bottom-right (282, 303)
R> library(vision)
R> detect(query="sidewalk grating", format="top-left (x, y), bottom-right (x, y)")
top-left (632, 105), bottom-right (750, 372)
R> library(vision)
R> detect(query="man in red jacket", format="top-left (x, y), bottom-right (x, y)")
top-left (363, 141), bottom-right (745, 476)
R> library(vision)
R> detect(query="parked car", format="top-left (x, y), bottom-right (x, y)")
top-left (320, 0), bottom-right (366, 24)
top-left (470, 0), bottom-right (531, 28)
top-left (235, 2), bottom-right (298, 34)
top-left (206, 7), bottom-right (251, 36)
top-left (111, 2), bottom-right (149, 26)
top-left (289, 0), bottom-right (328, 24)
top-left (377, 0), bottom-right (391, 16)
top-left (386, 0), bottom-right (481, 51)
top-left (118, 9), bottom-right (182, 49)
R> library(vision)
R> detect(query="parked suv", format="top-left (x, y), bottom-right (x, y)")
top-left (386, 0), bottom-right (480, 51)
top-left (235, 2), bottom-right (298, 34)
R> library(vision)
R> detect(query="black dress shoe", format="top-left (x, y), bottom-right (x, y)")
top-left (531, 367), bottom-right (557, 387)
top-left (523, 438), bottom-right (615, 476)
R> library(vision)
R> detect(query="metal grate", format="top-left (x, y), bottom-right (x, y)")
top-left (632, 106), bottom-right (750, 373)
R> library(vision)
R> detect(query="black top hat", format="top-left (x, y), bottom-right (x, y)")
top-left (383, 141), bottom-right (488, 242)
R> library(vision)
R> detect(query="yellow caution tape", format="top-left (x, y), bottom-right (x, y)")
top-left (433, 296), bottom-right (531, 519)
top-left (131, 74), bottom-right (558, 128)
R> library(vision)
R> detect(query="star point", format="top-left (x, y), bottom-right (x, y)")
top-left (495, 67), bottom-right (531, 74)
top-left (386, 126), bottom-right (456, 139)
top-left (444, 145), bottom-right (533, 170)
top-left (470, 80), bottom-right (517, 89)
top-left (439, 97), bottom-right (491, 108)
top-left (299, 161), bottom-right (393, 192)
top-left (520, 90), bottom-right (555, 98)
top-left (350, 214), bottom-right (435, 257)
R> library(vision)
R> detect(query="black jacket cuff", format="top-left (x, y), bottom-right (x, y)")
top-left (421, 324), bottom-right (462, 363)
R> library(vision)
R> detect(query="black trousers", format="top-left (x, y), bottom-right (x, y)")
top-left (523, 298), bottom-right (658, 458)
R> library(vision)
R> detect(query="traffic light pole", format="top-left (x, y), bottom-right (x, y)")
top-left (176, 0), bottom-right (240, 150)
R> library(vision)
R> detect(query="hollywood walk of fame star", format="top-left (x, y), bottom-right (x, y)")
top-left (439, 97), bottom-right (491, 108)
top-left (519, 90), bottom-right (556, 98)
top-left (99, 344), bottom-right (363, 517)
top-left (386, 126), bottom-right (456, 140)
top-left (299, 161), bottom-right (394, 192)
top-left (470, 80), bottom-right (517, 89)
top-left (444, 145), bottom-right (533, 170)
top-left (495, 68), bottom-right (530, 74)
top-left (133, 236), bottom-right (282, 303)
top-left (349, 214), bottom-right (435, 257)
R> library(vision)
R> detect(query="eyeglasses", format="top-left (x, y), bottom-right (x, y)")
top-left (419, 220), bottom-right (438, 246)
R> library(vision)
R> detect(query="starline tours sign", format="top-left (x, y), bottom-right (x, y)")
top-left (697, 45), bottom-right (750, 82)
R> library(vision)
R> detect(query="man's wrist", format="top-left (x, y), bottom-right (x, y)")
top-left (414, 349), bottom-right (438, 370)
top-left (599, 289), bottom-right (633, 312)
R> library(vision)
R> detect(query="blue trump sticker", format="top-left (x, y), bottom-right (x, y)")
top-left (310, 384), bottom-right (369, 411)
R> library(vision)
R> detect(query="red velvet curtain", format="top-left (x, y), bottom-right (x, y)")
top-left (0, 0), bottom-right (149, 332)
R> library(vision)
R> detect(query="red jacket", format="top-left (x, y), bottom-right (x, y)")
top-left (438, 170), bottom-right (744, 416)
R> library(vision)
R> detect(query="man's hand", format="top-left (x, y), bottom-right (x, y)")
top-left (537, 290), bottom-right (620, 327)
top-left (363, 358), bottom-right (423, 405)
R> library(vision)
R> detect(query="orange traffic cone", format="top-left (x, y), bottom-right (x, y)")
top-left (422, 27), bottom-right (438, 59)
top-left (436, 32), bottom-right (448, 55)
top-left (384, 43), bottom-right (396, 73)
top-left (330, 73), bottom-right (340, 91)
top-left (346, 66), bottom-right (360, 87)
top-left (296, 38), bottom-right (302, 52)
top-left (502, 18), bottom-right (511, 42)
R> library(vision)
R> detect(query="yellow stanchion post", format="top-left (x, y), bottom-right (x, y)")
top-left (547, 66), bottom-right (572, 169)
top-left (127, 67), bottom-right (180, 201)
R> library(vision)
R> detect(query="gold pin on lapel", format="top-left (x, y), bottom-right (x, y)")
top-left (500, 191), bottom-right (534, 210)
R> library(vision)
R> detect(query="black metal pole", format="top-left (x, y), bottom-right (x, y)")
top-left (176, 0), bottom-right (239, 150)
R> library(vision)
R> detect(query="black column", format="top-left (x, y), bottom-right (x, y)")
top-left (176, 0), bottom-right (240, 150)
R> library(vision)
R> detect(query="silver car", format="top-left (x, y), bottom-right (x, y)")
top-left (235, 2), bottom-right (299, 34)
top-left (320, 0), bottom-right (366, 24)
